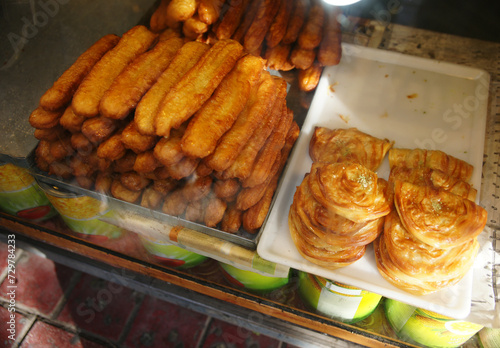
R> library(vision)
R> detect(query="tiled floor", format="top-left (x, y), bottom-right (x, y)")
top-left (0, 241), bottom-right (299, 348)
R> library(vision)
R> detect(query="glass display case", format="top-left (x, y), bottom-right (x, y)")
top-left (1, 0), bottom-right (499, 347)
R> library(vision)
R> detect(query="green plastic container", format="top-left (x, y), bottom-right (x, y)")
top-left (139, 234), bottom-right (207, 269)
top-left (385, 298), bottom-right (483, 348)
top-left (298, 271), bottom-right (382, 324)
top-left (219, 262), bottom-right (290, 293)
top-left (39, 181), bottom-right (123, 241)
top-left (0, 163), bottom-right (56, 221)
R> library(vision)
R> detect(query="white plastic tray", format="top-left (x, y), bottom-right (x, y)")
top-left (258, 43), bottom-right (490, 319)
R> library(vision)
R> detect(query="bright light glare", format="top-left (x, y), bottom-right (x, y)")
top-left (322, 0), bottom-right (362, 6)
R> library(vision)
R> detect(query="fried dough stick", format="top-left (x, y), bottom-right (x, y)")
top-left (135, 41), bottom-right (210, 135)
top-left (282, 0), bottom-right (310, 45)
top-left (150, 0), bottom-right (171, 33)
top-left (154, 125), bottom-right (186, 167)
top-left (264, 43), bottom-right (294, 71)
top-left (100, 37), bottom-right (184, 120)
top-left (231, 0), bottom-right (262, 42)
top-left (97, 133), bottom-right (126, 161)
top-left (198, 0), bottom-right (226, 24)
top-left (242, 121), bottom-right (300, 232)
top-left (243, 0), bottom-right (280, 54)
top-left (237, 121), bottom-right (299, 210)
top-left (221, 77), bottom-right (287, 180)
top-left (166, 0), bottom-right (198, 23)
top-left (215, 0), bottom-right (250, 39)
top-left (221, 204), bottom-right (242, 233)
top-left (59, 106), bottom-right (86, 133)
top-left (298, 61), bottom-right (323, 91)
top-left (182, 15), bottom-right (209, 40)
top-left (155, 39), bottom-right (244, 138)
top-left (134, 151), bottom-right (161, 173)
top-left (297, 0), bottom-right (325, 50)
top-left (81, 116), bottom-right (118, 144)
top-left (290, 46), bottom-right (316, 70)
top-left (121, 121), bottom-right (157, 154)
top-left (265, 0), bottom-right (293, 48)
top-left (72, 26), bottom-right (157, 118)
top-left (39, 34), bottom-right (120, 111)
top-left (204, 70), bottom-right (276, 172)
top-left (29, 107), bottom-right (63, 129)
top-left (318, 6), bottom-right (342, 66)
top-left (242, 104), bottom-right (293, 187)
top-left (181, 55), bottom-right (265, 158)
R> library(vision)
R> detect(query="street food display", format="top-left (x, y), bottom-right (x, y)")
top-left (150, 0), bottom-right (343, 91)
top-left (29, 24), bottom-right (300, 236)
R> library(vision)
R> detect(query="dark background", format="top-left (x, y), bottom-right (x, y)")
top-left (341, 0), bottom-right (500, 43)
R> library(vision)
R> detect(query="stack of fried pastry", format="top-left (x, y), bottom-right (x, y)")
top-left (288, 127), bottom-right (393, 269)
top-left (30, 25), bottom-right (300, 235)
top-left (374, 148), bottom-right (487, 295)
top-left (149, 0), bottom-right (343, 92)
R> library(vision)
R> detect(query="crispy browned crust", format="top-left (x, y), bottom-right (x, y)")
top-left (265, 0), bottom-right (293, 48)
top-left (221, 77), bottom-right (287, 180)
top-left (72, 26), bottom-right (157, 118)
top-left (282, 0), bottom-right (310, 45)
top-left (264, 43), bottom-right (294, 71)
top-left (198, 0), bottom-right (226, 25)
top-left (215, 0), bottom-right (251, 39)
top-left (298, 61), bottom-right (323, 92)
top-left (121, 122), bottom-right (157, 154)
top-left (290, 46), bottom-right (316, 70)
top-left (181, 55), bottom-right (265, 158)
top-left (29, 107), bottom-right (63, 129)
top-left (155, 39), bottom-right (244, 137)
top-left (59, 106), bottom-right (86, 133)
top-left (297, 0), bottom-right (324, 50)
top-left (150, 0), bottom-right (171, 33)
top-left (39, 34), bottom-right (120, 111)
top-left (204, 70), bottom-right (277, 172)
top-left (100, 38), bottom-right (184, 120)
top-left (318, 6), bottom-right (342, 66)
top-left (135, 41), bottom-right (210, 135)
top-left (243, 0), bottom-right (280, 53)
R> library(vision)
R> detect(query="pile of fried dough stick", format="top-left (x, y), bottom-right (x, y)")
top-left (150, 0), bottom-right (343, 92)
top-left (30, 24), bottom-right (300, 235)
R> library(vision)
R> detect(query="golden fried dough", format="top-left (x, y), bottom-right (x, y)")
top-left (215, 0), bottom-right (250, 39)
top-left (29, 107), bottom-right (62, 129)
top-left (182, 14), bottom-right (209, 40)
top-left (72, 26), bottom-right (157, 118)
top-left (394, 180), bottom-right (487, 248)
top-left (204, 70), bottom-right (276, 172)
top-left (282, 0), bottom-right (310, 45)
top-left (135, 41), bottom-right (210, 135)
top-left (120, 171), bottom-right (151, 191)
top-left (221, 204), bottom-right (242, 233)
top-left (181, 55), bottom-right (265, 158)
top-left (134, 151), bottom-right (161, 173)
top-left (70, 133), bottom-right (93, 154)
top-left (150, 0), bottom-right (171, 33)
top-left (34, 125), bottom-right (66, 142)
top-left (204, 195), bottom-right (227, 228)
top-left (298, 61), bottom-right (323, 92)
top-left (111, 179), bottom-right (142, 203)
top-left (308, 162), bottom-right (392, 223)
top-left (297, 0), bottom-right (324, 50)
top-left (155, 39), bottom-right (244, 138)
top-left (121, 122), bottom-right (157, 154)
top-left (168, 157), bottom-right (199, 180)
top-left (243, 0), bottom-right (280, 53)
top-left (153, 127), bottom-right (186, 167)
top-left (181, 175), bottom-right (213, 202)
top-left (100, 37), bottom-right (184, 120)
top-left (39, 34), bottom-right (120, 111)
top-left (243, 105), bottom-right (293, 187)
top-left (318, 5), bottom-right (342, 66)
top-left (264, 43), bottom-right (294, 71)
top-left (309, 127), bottom-right (394, 171)
top-left (97, 133), bottom-right (126, 161)
top-left (59, 105), bottom-right (86, 133)
top-left (198, 0), bottom-right (226, 25)
top-left (389, 148), bottom-right (474, 182)
top-left (221, 77), bottom-right (287, 180)
top-left (81, 117), bottom-right (117, 144)
top-left (140, 186), bottom-right (165, 210)
top-left (265, 0), bottom-right (293, 48)
top-left (290, 46), bottom-right (316, 70)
